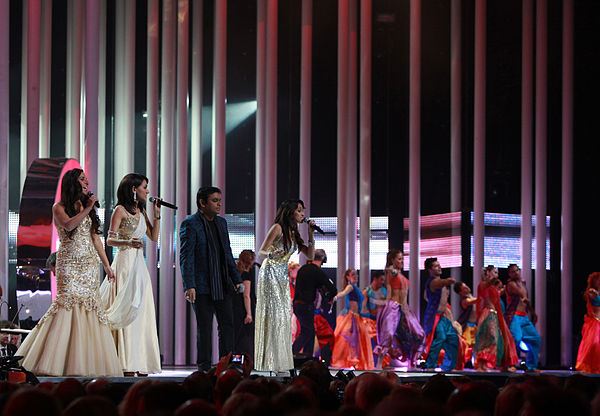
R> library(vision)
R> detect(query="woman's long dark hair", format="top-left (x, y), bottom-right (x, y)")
top-left (59, 168), bottom-right (101, 237)
top-left (116, 173), bottom-right (148, 215)
top-left (386, 249), bottom-right (403, 268)
top-left (274, 199), bottom-right (306, 252)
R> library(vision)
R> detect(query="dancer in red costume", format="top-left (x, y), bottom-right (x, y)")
top-left (474, 265), bottom-right (518, 372)
top-left (576, 272), bottom-right (600, 373)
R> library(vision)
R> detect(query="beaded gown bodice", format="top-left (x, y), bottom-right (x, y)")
top-left (115, 214), bottom-right (145, 250)
top-left (49, 215), bottom-right (107, 325)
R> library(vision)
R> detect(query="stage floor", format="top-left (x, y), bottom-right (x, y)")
top-left (36, 366), bottom-right (591, 387)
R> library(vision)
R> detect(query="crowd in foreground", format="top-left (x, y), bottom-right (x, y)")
top-left (1, 358), bottom-right (599, 416)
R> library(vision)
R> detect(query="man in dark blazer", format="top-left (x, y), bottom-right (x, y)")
top-left (0, 321), bottom-right (18, 357)
top-left (180, 186), bottom-right (243, 371)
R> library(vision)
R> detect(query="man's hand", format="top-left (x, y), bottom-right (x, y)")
top-left (185, 288), bottom-right (196, 303)
top-left (446, 277), bottom-right (456, 286)
top-left (244, 314), bottom-right (253, 324)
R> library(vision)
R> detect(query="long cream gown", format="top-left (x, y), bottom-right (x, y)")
top-left (16, 216), bottom-right (122, 377)
top-left (254, 234), bottom-right (296, 371)
top-left (100, 214), bottom-right (161, 374)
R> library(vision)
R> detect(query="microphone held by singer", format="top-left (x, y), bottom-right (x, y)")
top-left (302, 217), bottom-right (324, 234)
top-left (149, 196), bottom-right (178, 210)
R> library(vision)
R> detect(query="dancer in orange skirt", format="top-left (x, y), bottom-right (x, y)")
top-left (331, 269), bottom-right (376, 370)
top-left (576, 272), bottom-right (600, 373)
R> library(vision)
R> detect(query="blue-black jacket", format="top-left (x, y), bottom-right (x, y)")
top-left (179, 212), bottom-right (242, 300)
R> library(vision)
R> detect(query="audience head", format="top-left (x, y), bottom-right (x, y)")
top-left (448, 380), bottom-right (498, 416)
top-left (175, 399), bottom-right (219, 416)
top-left (214, 369), bottom-right (244, 410)
top-left (422, 374), bottom-right (456, 405)
top-left (2, 387), bottom-right (61, 416)
top-left (64, 396), bottom-right (118, 416)
top-left (353, 373), bottom-right (393, 412)
top-left (53, 378), bottom-right (86, 410)
top-left (182, 371), bottom-right (214, 402)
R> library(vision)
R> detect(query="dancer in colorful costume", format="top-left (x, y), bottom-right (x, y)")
top-left (422, 258), bottom-right (459, 371)
top-left (504, 264), bottom-right (541, 371)
top-left (331, 269), bottom-right (376, 370)
top-left (575, 272), bottom-right (600, 373)
top-left (474, 265), bottom-right (518, 372)
top-left (373, 250), bottom-right (425, 369)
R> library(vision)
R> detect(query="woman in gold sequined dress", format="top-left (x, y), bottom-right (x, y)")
top-left (16, 169), bottom-right (122, 377)
top-left (100, 173), bottom-right (161, 376)
top-left (254, 200), bottom-right (316, 373)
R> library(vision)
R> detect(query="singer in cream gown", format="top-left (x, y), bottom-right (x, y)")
top-left (16, 216), bottom-right (123, 377)
top-left (100, 213), bottom-right (161, 374)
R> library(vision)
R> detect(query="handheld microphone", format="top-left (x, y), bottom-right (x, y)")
top-left (88, 192), bottom-right (101, 208)
top-left (149, 196), bottom-right (178, 210)
top-left (302, 217), bottom-right (324, 234)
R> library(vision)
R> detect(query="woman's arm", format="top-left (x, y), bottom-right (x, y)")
top-left (333, 284), bottom-right (353, 302)
top-left (52, 198), bottom-right (94, 232)
top-left (106, 206), bottom-right (141, 248)
top-left (91, 232), bottom-right (115, 281)
top-left (144, 199), bottom-right (161, 242)
top-left (243, 279), bottom-right (252, 324)
top-left (385, 270), bottom-right (392, 301)
top-left (298, 223), bottom-right (315, 260)
top-left (361, 289), bottom-right (369, 314)
top-left (257, 224), bottom-right (283, 260)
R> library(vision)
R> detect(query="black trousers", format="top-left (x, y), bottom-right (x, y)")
top-left (192, 293), bottom-right (234, 371)
top-left (292, 302), bottom-right (315, 355)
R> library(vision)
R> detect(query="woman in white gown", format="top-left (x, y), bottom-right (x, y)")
top-left (100, 173), bottom-right (161, 375)
top-left (16, 168), bottom-right (122, 377)
top-left (254, 199), bottom-right (316, 373)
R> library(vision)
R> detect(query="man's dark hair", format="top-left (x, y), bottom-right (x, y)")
top-left (424, 257), bottom-right (438, 271)
top-left (453, 281), bottom-right (465, 295)
top-left (313, 249), bottom-right (327, 263)
top-left (371, 270), bottom-right (385, 282)
top-left (196, 186), bottom-right (222, 210)
top-left (508, 264), bottom-right (519, 272)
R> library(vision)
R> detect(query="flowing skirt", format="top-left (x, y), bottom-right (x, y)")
top-left (374, 301), bottom-right (425, 364)
top-left (475, 309), bottom-right (504, 368)
top-left (254, 262), bottom-right (294, 372)
top-left (100, 247), bottom-right (161, 374)
top-left (16, 304), bottom-right (122, 377)
top-left (331, 312), bottom-right (376, 370)
top-left (576, 315), bottom-right (600, 373)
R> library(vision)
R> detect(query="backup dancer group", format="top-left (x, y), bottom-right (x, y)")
top-left (10, 167), bottom-right (600, 375)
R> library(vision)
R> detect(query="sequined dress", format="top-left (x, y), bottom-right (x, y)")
top-left (16, 216), bottom-right (122, 376)
top-left (254, 234), bottom-right (296, 371)
top-left (99, 214), bottom-right (161, 374)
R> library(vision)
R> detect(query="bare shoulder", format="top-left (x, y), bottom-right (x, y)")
top-left (52, 202), bottom-right (65, 213)
top-left (268, 223), bottom-right (283, 235)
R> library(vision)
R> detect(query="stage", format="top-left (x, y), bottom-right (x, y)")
top-left (35, 366), bottom-right (592, 388)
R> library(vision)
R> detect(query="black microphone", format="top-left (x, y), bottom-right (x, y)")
top-left (302, 217), bottom-right (324, 234)
top-left (149, 196), bottom-right (178, 210)
top-left (88, 192), bottom-right (101, 208)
